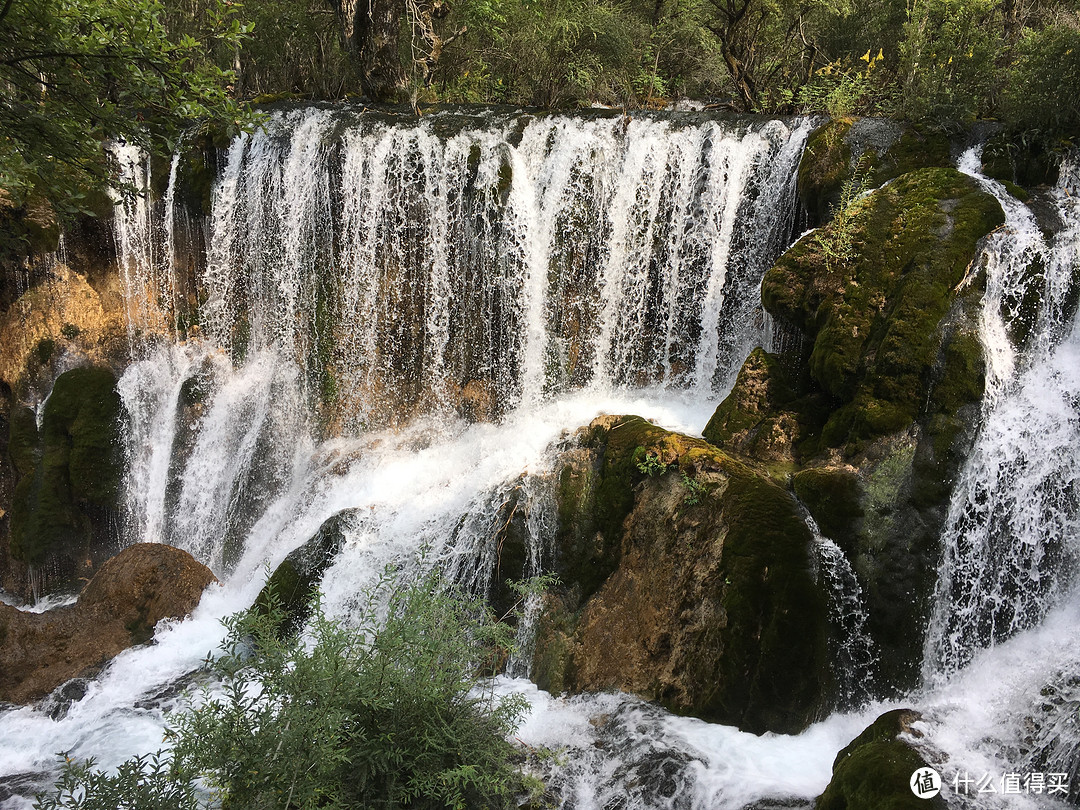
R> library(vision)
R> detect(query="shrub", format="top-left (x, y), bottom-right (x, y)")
top-left (36, 571), bottom-right (535, 810)
top-left (1002, 20), bottom-right (1080, 142)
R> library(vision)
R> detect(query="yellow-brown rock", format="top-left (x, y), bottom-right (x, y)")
top-left (0, 544), bottom-right (217, 704)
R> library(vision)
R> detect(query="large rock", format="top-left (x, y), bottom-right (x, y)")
top-left (704, 166), bottom-right (1003, 693)
top-left (762, 168), bottom-right (1002, 453)
top-left (7, 366), bottom-right (125, 597)
top-left (533, 415), bottom-right (831, 735)
top-left (816, 709), bottom-right (945, 810)
top-left (0, 543), bottom-right (217, 704)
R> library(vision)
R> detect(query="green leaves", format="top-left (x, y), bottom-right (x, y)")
top-left (0, 0), bottom-right (253, 211)
top-left (36, 569), bottom-right (536, 810)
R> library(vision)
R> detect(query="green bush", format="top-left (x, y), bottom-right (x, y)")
top-left (897, 0), bottom-right (999, 130)
top-left (36, 572), bottom-right (536, 810)
top-left (1002, 20), bottom-right (1080, 141)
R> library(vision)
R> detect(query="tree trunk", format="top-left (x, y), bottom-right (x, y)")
top-left (330, 0), bottom-right (407, 102)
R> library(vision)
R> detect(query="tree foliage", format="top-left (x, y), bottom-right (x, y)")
top-left (0, 0), bottom-right (251, 212)
top-left (35, 572), bottom-right (534, 810)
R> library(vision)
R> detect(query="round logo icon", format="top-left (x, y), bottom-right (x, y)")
top-left (910, 767), bottom-right (942, 799)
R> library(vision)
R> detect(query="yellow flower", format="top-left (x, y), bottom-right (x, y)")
top-left (861, 49), bottom-right (871, 62)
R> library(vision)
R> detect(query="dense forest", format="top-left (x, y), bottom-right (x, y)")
top-left (1, 0), bottom-right (1078, 216)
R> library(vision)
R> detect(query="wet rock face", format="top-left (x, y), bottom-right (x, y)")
top-left (816, 709), bottom-right (944, 810)
top-left (0, 543), bottom-right (217, 705)
top-left (762, 168), bottom-right (1002, 455)
top-left (533, 415), bottom-right (831, 735)
top-left (7, 366), bottom-right (125, 598)
top-left (254, 510), bottom-right (352, 635)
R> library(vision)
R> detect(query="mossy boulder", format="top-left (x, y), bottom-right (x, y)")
top-left (762, 167), bottom-right (1002, 455)
top-left (816, 709), bottom-right (944, 810)
top-left (9, 367), bottom-right (123, 594)
top-left (701, 347), bottom-right (803, 469)
top-left (254, 510), bottom-right (353, 635)
top-left (705, 167), bottom-right (1000, 693)
top-left (798, 119), bottom-right (952, 229)
top-left (866, 128), bottom-right (952, 186)
top-left (535, 415), bottom-right (831, 734)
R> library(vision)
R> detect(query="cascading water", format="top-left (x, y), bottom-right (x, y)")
top-left (907, 151), bottom-right (1080, 807)
top-left (5, 106), bottom-right (1080, 810)
top-left (805, 515), bottom-right (878, 710)
top-left (199, 107), bottom-right (808, 428)
top-left (924, 150), bottom-right (1080, 681)
top-left (0, 107), bottom-right (832, 810)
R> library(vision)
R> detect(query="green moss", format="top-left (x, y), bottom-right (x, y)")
top-left (554, 417), bottom-right (674, 599)
top-left (60, 323), bottom-right (80, 340)
top-left (9, 367), bottom-right (122, 569)
top-left (868, 129), bottom-right (952, 185)
top-left (35, 338), bottom-right (55, 366)
top-left (792, 468), bottom-right (863, 555)
top-left (47, 367), bottom-right (123, 506)
top-left (702, 348), bottom-right (794, 448)
top-left (763, 168), bottom-right (1003, 454)
top-left (714, 470), bottom-right (830, 734)
top-left (798, 119), bottom-right (854, 225)
top-left (496, 158), bottom-right (513, 197)
top-left (817, 710), bottom-right (945, 810)
top-left (531, 595), bottom-right (579, 695)
top-left (8, 405), bottom-right (39, 477)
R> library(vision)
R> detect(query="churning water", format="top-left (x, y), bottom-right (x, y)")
top-left (1, 110), bottom-right (1078, 809)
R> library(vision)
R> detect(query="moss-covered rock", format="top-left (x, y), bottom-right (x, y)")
top-left (798, 119), bottom-right (954, 230)
top-left (706, 166), bottom-right (1001, 693)
top-left (8, 367), bottom-right (123, 593)
top-left (799, 119), bottom-right (855, 226)
top-left (981, 132), bottom-right (1060, 189)
top-left (254, 510), bottom-right (353, 635)
top-left (536, 415), bottom-right (831, 734)
top-left (816, 709), bottom-right (944, 810)
top-left (702, 347), bottom-right (801, 469)
top-left (792, 468), bottom-right (863, 558)
top-left (866, 129), bottom-right (952, 186)
top-left (763, 167), bottom-right (1002, 454)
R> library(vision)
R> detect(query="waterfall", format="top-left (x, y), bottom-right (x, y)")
top-left (806, 516), bottom-right (877, 709)
top-left (111, 143), bottom-right (180, 349)
top-left (112, 107), bottom-right (812, 573)
top-left (923, 150), bottom-right (1080, 681)
top-left (0, 109), bottom-right (833, 810)
top-left (15, 112), bottom-right (1080, 810)
top-left (194, 108), bottom-right (810, 426)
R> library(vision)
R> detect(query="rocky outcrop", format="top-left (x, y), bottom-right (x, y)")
top-left (254, 510), bottom-right (352, 634)
top-left (533, 415), bottom-right (831, 735)
top-left (705, 161), bottom-right (1004, 692)
top-left (6, 366), bottom-right (125, 598)
top-left (0, 264), bottom-right (127, 395)
top-left (816, 709), bottom-right (945, 810)
top-left (0, 543), bottom-right (216, 704)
